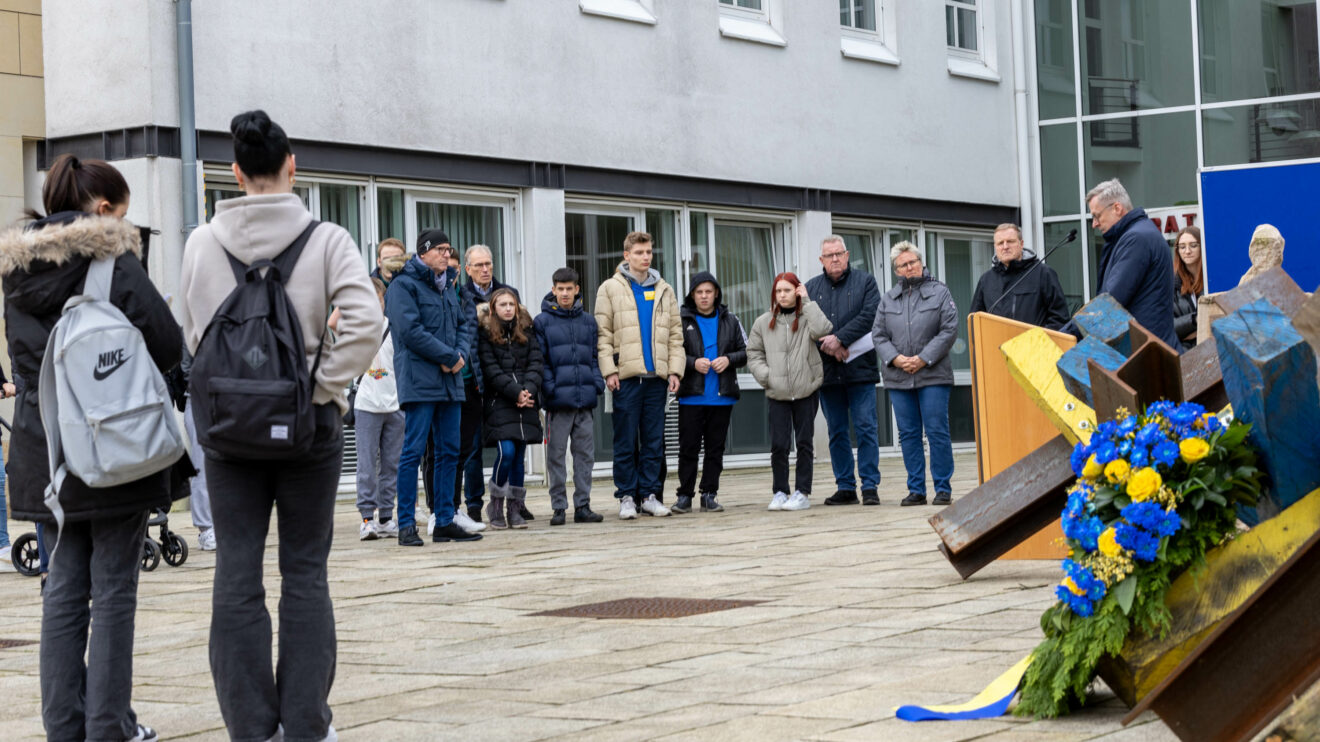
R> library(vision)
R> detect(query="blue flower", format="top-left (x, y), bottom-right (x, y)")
top-left (1118, 416), bottom-right (1138, 436)
top-left (1169, 403), bottom-right (1203, 428)
top-left (1062, 559), bottom-right (1107, 601)
top-left (1135, 422), bottom-right (1165, 448)
top-left (1071, 443), bottom-right (1091, 477)
top-left (1096, 420), bottom-right (1119, 440)
top-left (1115, 522), bottom-right (1161, 561)
top-left (1062, 513), bottom-right (1104, 551)
top-left (1203, 415), bottom-right (1222, 433)
top-left (1152, 440), bottom-right (1180, 468)
top-left (1056, 586), bottom-right (1096, 617)
top-left (1122, 501), bottom-right (1180, 537)
top-left (1118, 439), bottom-right (1133, 457)
top-left (1094, 440), bottom-right (1119, 465)
top-left (1129, 446), bottom-right (1150, 468)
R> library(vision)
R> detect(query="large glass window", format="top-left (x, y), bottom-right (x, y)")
top-left (840, 0), bottom-right (876, 31)
top-left (416, 201), bottom-right (505, 277)
top-left (1079, 0), bottom-right (1195, 115)
top-left (927, 231), bottom-right (992, 374)
top-left (1035, 0), bottom-right (1076, 120)
top-left (1199, 0), bottom-right (1320, 103)
top-left (1203, 99), bottom-right (1320, 167)
top-left (377, 187), bottom-right (405, 245)
top-left (565, 211), bottom-right (635, 312)
top-left (1041, 123), bottom-right (1081, 217)
top-left (319, 184), bottom-right (361, 247)
top-left (946, 0), bottom-right (980, 53)
top-left (1043, 220), bottom-right (1088, 315)
top-left (1084, 111), bottom-right (1199, 210)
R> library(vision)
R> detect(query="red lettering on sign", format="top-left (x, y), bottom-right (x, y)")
top-left (1184, 213), bottom-right (1197, 226)
top-left (1165, 216), bottom-right (1179, 234)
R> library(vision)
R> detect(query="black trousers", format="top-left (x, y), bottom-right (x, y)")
top-left (769, 393), bottom-right (818, 495)
top-left (423, 378), bottom-right (484, 513)
top-left (676, 404), bottom-right (734, 497)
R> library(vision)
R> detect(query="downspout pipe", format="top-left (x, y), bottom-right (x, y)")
top-left (177, 0), bottom-right (198, 239)
top-left (1010, 0), bottom-right (1036, 247)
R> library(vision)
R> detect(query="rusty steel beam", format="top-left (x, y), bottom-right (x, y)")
top-left (1123, 528), bottom-right (1320, 742)
top-left (1117, 324), bottom-right (1184, 409)
top-left (1181, 337), bottom-right (1227, 410)
top-left (1089, 359), bottom-right (1140, 424)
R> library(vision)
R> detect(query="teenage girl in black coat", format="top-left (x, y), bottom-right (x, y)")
top-left (478, 288), bottom-right (543, 529)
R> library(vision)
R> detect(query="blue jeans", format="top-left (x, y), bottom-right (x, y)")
top-left (611, 376), bottom-right (668, 500)
top-left (493, 440), bottom-right (527, 488)
top-left (818, 383), bottom-right (881, 492)
top-left (397, 401), bottom-right (461, 530)
top-left (890, 384), bottom-right (954, 496)
top-left (0, 438), bottom-right (8, 548)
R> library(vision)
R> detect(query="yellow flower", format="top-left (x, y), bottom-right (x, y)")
top-left (1180, 437), bottom-right (1210, 464)
top-left (1127, 467), bottom-right (1163, 502)
top-left (1098, 527), bottom-right (1122, 558)
top-left (1082, 454), bottom-right (1103, 478)
top-left (1104, 459), bottom-right (1131, 485)
top-left (1062, 576), bottom-right (1086, 596)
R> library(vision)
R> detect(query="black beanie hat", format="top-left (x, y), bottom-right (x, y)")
top-left (417, 229), bottom-right (451, 254)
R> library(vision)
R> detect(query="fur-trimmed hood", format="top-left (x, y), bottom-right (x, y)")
top-left (0, 211), bottom-right (141, 277)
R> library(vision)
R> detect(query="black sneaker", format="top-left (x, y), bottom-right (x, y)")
top-left (433, 522), bottom-right (483, 542)
top-left (900, 493), bottom-right (928, 507)
top-left (672, 495), bottom-right (694, 514)
top-left (862, 489), bottom-right (880, 506)
top-left (550, 509), bottom-right (566, 526)
top-left (574, 506), bottom-right (604, 523)
top-left (129, 724), bottom-right (159, 742)
top-left (397, 526), bottom-right (424, 546)
top-left (519, 504), bottom-right (535, 521)
top-left (468, 505), bottom-right (484, 523)
top-left (700, 493), bottom-right (724, 512)
top-left (932, 492), bottom-right (952, 506)
top-left (824, 490), bottom-right (859, 506)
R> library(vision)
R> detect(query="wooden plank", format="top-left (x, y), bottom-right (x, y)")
top-left (1072, 293), bottom-right (1135, 355)
top-left (1212, 265), bottom-right (1307, 319)
top-left (1123, 522), bottom-right (1320, 741)
top-left (1099, 486), bottom-right (1320, 707)
top-left (1001, 329), bottom-right (1097, 445)
top-left (1212, 297), bottom-right (1320, 519)
top-left (1057, 337), bottom-right (1127, 408)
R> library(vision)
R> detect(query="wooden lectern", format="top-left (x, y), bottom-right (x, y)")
top-left (967, 312), bottom-right (1075, 560)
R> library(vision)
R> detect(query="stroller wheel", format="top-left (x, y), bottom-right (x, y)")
top-left (11, 532), bottom-right (40, 577)
top-left (162, 533), bottom-right (188, 567)
top-left (141, 539), bottom-right (161, 572)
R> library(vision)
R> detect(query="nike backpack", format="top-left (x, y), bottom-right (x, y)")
top-left (38, 255), bottom-right (187, 507)
top-left (189, 221), bottom-right (326, 460)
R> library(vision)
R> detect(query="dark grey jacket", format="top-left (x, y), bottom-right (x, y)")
top-left (804, 266), bottom-right (881, 386)
top-left (872, 274), bottom-right (959, 389)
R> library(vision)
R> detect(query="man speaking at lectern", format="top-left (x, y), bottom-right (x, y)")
top-left (969, 223), bottom-right (1070, 330)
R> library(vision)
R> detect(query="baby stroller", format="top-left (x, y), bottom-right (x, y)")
top-left (9, 508), bottom-right (188, 575)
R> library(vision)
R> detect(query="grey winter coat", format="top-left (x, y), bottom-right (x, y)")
top-left (872, 274), bottom-right (959, 389)
top-left (746, 301), bottom-right (833, 401)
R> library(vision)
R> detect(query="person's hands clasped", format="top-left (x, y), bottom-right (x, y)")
top-left (517, 389), bottom-right (534, 408)
top-left (695, 357), bottom-right (712, 374)
top-left (710, 356), bottom-right (729, 373)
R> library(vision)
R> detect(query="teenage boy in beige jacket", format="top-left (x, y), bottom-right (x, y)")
top-left (594, 231), bottom-right (684, 520)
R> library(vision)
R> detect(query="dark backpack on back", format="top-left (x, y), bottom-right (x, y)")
top-left (189, 221), bottom-right (326, 460)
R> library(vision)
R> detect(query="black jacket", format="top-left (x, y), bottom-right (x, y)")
top-left (677, 272), bottom-right (747, 400)
top-left (478, 318), bottom-right (544, 445)
top-left (1078, 209), bottom-right (1181, 350)
top-left (805, 265), bottom-right (881, 386)
top-left (0, 212), bottom-right (185, 523)
top-left (1173, 289), bottom-right (1199, 346)
top-left (533, 292), bottom-right (605, 411)
top-left (969, 253), bottom-right (1071, 330)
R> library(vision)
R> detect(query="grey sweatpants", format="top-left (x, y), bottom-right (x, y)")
top-left (545, 409), bottom-right (595, 510)
top-left (355, 410), bottom-right (404, 520)
top-left (184, 398), bottom-right (212, 531)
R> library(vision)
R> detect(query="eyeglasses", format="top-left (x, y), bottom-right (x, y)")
top-left (420, 244), bottom-right (452, 256)
top-left (821, 251), bottom-right (848, 261)
top-left (894, 260), bottom-right (921, 271)
top-left (468, 260), bottom-right (493, 269)
top-left (1178, 241), bottom-right (1200, 249)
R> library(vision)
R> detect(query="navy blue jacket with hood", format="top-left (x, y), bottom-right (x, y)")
top-left (385, 257), bottom-right (474, 403)
top-left (533, 291), bottom-right (605, 411)
top-left (1086, 208), bottom-right (1181, 350)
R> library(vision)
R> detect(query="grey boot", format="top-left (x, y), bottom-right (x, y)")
top-left (486, 479), bottom-right (509, 529)
top-left (507, 486), bottom-right (529, 529)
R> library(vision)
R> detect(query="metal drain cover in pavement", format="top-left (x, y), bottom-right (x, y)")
top-left (531, 597), bottom-right (767, 619)
top-left (0, 639), bottom-right (37, 649)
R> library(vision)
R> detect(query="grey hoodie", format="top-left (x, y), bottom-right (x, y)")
top-left (179, 193), bottom-right (383, 412)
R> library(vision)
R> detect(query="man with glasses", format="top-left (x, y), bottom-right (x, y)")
top-left (806, 235), bottom-right (883, 507)
top-left (385, 228), bottom-right (482, 545)
top-left (1067, 179), bottom-right (1180, 350)
top-left (969, 223), bottom-right (1070, 330)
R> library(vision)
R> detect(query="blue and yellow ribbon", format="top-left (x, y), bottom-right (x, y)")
top-left (896, 655), bottom-right (1032, 722)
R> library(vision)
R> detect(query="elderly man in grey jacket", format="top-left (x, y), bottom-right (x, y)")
top-left (872, 242), bottom-right (959, 507)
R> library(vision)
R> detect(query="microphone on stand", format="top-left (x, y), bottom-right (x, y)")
top-left (985, 229), bottom-right (1078, 315)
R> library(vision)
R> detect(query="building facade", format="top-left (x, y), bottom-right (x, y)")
top-left (30, 1), bottom-right (1035, 475)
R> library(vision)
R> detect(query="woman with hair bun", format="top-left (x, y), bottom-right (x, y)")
top-left (178, 110), bottom-right (382, 742)
top-left (1, 153), bottom-right (181, 742)
top-left (746, 272), bottom-right (832, 512)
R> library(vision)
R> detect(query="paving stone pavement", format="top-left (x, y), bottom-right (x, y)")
top-left (0, 452), bottom-right (1177, 741)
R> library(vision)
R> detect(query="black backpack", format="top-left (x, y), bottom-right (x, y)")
top-left (189, 221), bottom-right (326, 460)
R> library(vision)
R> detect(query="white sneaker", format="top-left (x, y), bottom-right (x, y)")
top-left (198, 529), bottom-right (217, 552)
top-left (619, 498), bottom-right (638, 520)
top-left (427, 512), bottom-right (436, 536)
top-left (453, 509), bottom-right (487, 534)
top-left (375, 517), bottom-right (399, 537)
top-left (783, 491), bottom-right (810, 511)
top-left (768, 492), bottom-right (789, 511)
top-left (0, 545), bottom-right (13, 572)
top-left (358, 519), bottom-right (378, 541)
top-left (128, 723), bottom-right (159, 742)
top-left (640, 494), bottom-right (671, 517)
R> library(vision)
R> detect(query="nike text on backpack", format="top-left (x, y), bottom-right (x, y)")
top-left (189, 220), bottom-right (327, 460)
top-left (38, 255), bottom-right (187, 525)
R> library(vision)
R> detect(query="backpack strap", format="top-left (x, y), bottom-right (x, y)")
top-left (82, 256), bottom-right (115, 302)
top-left (222, 220), bottom-right (321, 285)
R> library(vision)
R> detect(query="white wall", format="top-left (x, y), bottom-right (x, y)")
top-left (45, 1), bottom-right (1021, 208)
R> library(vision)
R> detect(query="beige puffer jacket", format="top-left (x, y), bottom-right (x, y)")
top-left (595, 264), bottom-right (685, 380)
top-left (746, 300), bottom-right (833, 401)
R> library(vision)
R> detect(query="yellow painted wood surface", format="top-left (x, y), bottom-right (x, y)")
top-left (1099, 486), bottom-right (1320, 707)
top-left (967, 313), bottom-right (1075, 561)
top-left (1001, 328), bottom-right (1097, 446)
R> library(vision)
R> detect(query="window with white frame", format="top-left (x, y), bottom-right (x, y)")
top-left (840, 0), bottom-right (899, 66)
top-left (944, 0), bottom-right (1000, 82)
top-left (579, 0), bottom-right (655, 26)
top-left (202, 171), bottom-right (369, 264)
top-left (717, 0), bottom-right (785, 47)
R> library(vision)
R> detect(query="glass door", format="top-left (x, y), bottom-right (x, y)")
top-left (403, 190), bottom-right (515, 287)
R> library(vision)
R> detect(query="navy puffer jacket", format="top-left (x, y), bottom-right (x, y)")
top-left (385, 258), bottom-right (474, 403)
top-left (533, 292), bottom-right (605, 411)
